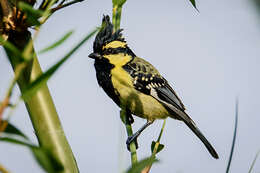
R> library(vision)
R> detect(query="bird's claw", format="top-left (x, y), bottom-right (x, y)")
top-left (126, 136), bottom-right (139, 151)
top-left (126, 113), bottom-right (134, 124)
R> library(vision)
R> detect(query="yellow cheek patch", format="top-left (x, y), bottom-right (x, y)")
top-left (104, 53), bottom-right (132, 66)
top-left (103, 40), bottom-right (127, 49)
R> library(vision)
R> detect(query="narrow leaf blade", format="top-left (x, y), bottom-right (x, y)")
top-left (18, 2), bottom-right (43, 18)
top-left (3, 121), bottom-right (28, 139)
top-left (0, 137), bottom-right (63, 173)
top-left (18, 2), bottom-right (44, 26)
top-left (0, 137), bottom-right (33, 147)
top-left (188, 0), bottom-right (199, 11)
top-left (39, 30), bottom-right (74, 54)
top-left (21, 28), bottom-right (98, 101)
top-left (248, 150), bottom-right (260, 173)
top-left (127, 157), bottom-right (158, 173)
top-left (226, 99), bottom-right (239, 173)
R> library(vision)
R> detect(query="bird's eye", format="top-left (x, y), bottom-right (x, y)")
top-left (107, 48), bottom-right (113, 54)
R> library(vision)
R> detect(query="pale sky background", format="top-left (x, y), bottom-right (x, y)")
top-left (1, 0), bottom-right (260, 172)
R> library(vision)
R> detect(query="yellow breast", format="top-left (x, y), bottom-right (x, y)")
top-left (111, 66), bottom-right (170, 121)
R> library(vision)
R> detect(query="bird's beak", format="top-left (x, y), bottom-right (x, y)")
top-left (88, 53), bottom-right (102, 59)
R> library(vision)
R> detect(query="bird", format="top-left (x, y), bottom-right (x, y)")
top-left (88, 15), bottom-right (219, 159)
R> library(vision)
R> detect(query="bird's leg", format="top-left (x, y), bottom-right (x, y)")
top-left (126, 109), bottom-right (134, 124)
top-left (126, 120), bottom-right (154, 151)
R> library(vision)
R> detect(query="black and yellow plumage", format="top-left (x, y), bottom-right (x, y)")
top-left (89, 15), bottom-right (219, 159)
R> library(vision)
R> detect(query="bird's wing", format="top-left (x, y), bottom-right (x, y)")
top-left (155, 80), bottom-right (186, 111)
top-left (123, 57), bottom-right (219, 159)
top-left (123, 57), bottom-right (185, 112)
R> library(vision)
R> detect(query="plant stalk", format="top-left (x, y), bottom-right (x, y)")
top-left (4, 30), bottom-right (79, 173)
top-left (120, 110), bottom-right (138, 165)
top-left (113, 1), bottom-right (138, 165)
top-left (112, 4), bottom-right (123, 31)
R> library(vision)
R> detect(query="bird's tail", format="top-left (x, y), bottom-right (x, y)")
top-left (168, 109), bottom-right (219, 159)
top-left (181, 113), bottom-right (219, 159)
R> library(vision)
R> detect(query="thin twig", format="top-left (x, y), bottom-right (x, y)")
top-left (39, 0), bottom-right (47, 10)
top-left (58, 0), bottom-right (66, 6)
top-left (51, 0), bottom-right (84, 13)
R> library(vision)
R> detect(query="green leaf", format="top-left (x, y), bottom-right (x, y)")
top-left (126, 157), bottom-right (158, 173)
top-left (188, 0), bottom-right (199, 11)
top-left (151, 141), bottom-right (164, 154)
top-left (21, 28), bottom-right (98, 101)
top-left (39, 30), bottom-right (74, 54)
top-left (0, 137), bottom-right (33, 147)
top-left (18, 2), bottom-right (44, 26)
top-left (19, 2), bottom-right (44, 18)
top-left (226, 99), bottom-right (239, 173)
top-left (26, 15), bottom-right (41, 26)
top-left (0, 137), bottom-right (63, 173)
top-left (3, 121), bottom-right (28, 139)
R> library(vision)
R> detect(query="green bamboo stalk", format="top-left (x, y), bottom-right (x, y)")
top-left (4, 30), bottom-right (78, 173)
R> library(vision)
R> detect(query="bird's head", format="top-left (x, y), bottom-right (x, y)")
top-left (89, 15), bottom-right (135, 66)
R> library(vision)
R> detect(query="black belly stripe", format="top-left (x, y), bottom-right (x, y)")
top-left (94, 59), bottom-right (120, 106)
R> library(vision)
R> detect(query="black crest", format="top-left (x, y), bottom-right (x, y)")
top-left (93, 15), bottom-right (125, 53)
